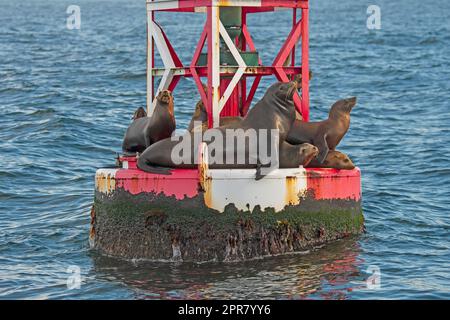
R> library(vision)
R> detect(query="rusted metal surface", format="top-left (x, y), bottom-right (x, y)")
top-left (95, 169), bottom-right (117, 195)
top-left (118, 169), bottom-right (199, 200)
top-left (89, 204), bottom-right (96, 246)
top-left (285, 176), bottom-right (300, 206)
top-left (96, 159), bottom-right (362, 207)
top-left (305, 168), bottom-right (361, 201)
top-left (199, 168), bottom-right (309, 212)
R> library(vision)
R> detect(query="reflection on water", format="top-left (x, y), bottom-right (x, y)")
top-left (91, 237), bottom-right (368, 299)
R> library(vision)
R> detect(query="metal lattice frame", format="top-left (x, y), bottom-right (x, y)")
top-left (146, 0), bottom-right (310, 126)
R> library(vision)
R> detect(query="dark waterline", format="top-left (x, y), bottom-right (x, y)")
top-left (0, 0), bottom-right (449, 299)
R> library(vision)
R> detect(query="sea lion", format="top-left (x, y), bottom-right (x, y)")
top-left (292, 71), bottom-right (313, 120)
top-left (137, 140), bottom-right (318, 174)
top-left (279, 143), bottom-right (318, 168)
top-left (190, 116), bottom-right (244, 133)
top-left (187, 83), bottom-right (210, 132)
top-left (137, 81), bottom-right (300, 176)
top-left (220, 116), bottom-right (243, 128)
top-left (293, 70), bottom-right (313, 85)
top-left (187, 97), bottom-right (208, 132)
top-left (132, 107), bottom-right (147, 120)
top-left (187, 71), bottom-right (312, 129)
top-left (122, 90), bottom-right (176, 155)
top-left (187, 94), bottom-right (243, 132)
top-left (305, 150), bottom-right (355, 170)
top-left (286, 97), bottom-right (357, 163)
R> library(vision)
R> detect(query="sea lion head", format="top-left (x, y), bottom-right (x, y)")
top-left (156, 90), bottom-right (174, 116)
top-left (132, 107), bottom-right (147, 120)
top-left (298, 143), bottom-right (319, 167)
top-left (323, 151), bottom-right (355, 170)
top-left (156, 89), bottom-right (174, 105)
top-left (267, 81), bottom-right (298, 103)
top-left (194, 99), bottom-right (208, 122)
top-left (188, 84), bottom-right (209, 131)
top-left (187, 99), bottom-right (208, 132)
top-left (329, 97), bottom-right (357, 118)
top-left (293, 70), bottom-right (313, 88)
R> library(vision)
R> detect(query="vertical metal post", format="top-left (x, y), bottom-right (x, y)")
top-left (146, 7), bottom-right (154, 116)
top-left (240, 9), bottom-right (247, 116)
top-left (207, 5), bottom-right (221, 128)
top-left (291, 8), bottom-right (297, 69)
top-left (301, 7), bottom-right (310, 122)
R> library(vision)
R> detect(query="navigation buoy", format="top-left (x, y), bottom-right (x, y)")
top-left (90, 0), bottom-right (364, 262)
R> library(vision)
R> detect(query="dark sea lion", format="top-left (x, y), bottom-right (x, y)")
top-left (132, 107), bottom-right (147, 120)
top-left (122, 90), bottom-right (176, 155)
top-left (187, 97), bottom-right (208, 132)
top-left (306, 150), bottom-right (355, 170)
top-left (293, 71), bottom-right (313, 120)
top-left (190, 116), bottom-right (243, 133)
top-left (220, 116), bottom-right (243, 128)
top-left (187, 83), bottom-right (210, 132)
top-left (293, 70), bottom-right (313, 85)
top-left (203, 142), bottom-right (318, 171)
top-left (138, 81), bottom-right (300, 175)
top-left (187, 93), bottom-right (242, 132)
top-left (137, 140), bottom-right (318, 174)
top-left (187, 72), bottom-right (311, 130)
top-left (286, 97), bottom-right (357, 163)
top-left (279, 143), bottom-right (318, 168)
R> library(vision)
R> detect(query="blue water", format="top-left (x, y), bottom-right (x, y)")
top-left (1, 0), bottom-right (449, 299)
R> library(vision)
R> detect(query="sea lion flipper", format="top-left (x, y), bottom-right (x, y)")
top-left (137, 157), bottom-right (173, 175)
top-left (315, 133), bottom-right (329, 164)
top-left (139, 164), bottom-right (173, 175)
top-left (255, 163), bottom-right (265, 181)
top-left (317, 148), bottom-right (329, 164)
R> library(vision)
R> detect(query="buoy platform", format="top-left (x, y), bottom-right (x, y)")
top-left (91, 156), bottom-right (363, 262)
top-left (90, 0), bottom-right (364, 262)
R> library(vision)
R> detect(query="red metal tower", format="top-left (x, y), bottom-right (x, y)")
top-left (146, 0), bottom-right (310, 127)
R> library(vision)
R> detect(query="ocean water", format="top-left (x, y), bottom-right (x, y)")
top-left (0, 0), bottom-right (449, 299)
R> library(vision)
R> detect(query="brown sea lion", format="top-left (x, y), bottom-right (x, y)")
top-left (137, 81), bottom-right (301, 176)
top-left (220, 116), bottom-right (244, 128)
top-left (187, 81), bottom-right (243, 132)
top-left (190, 116), bottom-right (244, 133)
top-left (187, 71), bottom-right (311, 130)
top-left (138, 140), bottom-right (318, 173)
top-left (187, 97), bottom-right (208, 132)
top-left (202, 142), bottom-right (318, 171)
top-left (279, 143), bottom-right (318, 168)
top-left (122, 90), bottom-right (176, 155)
top-left (187, 83), bottom-right (210, 132)
top-left (187, 94), bottom-right (242, 132)
top-left (132, 107), bottom-right (147, 120)
top-left (293, 70), bottom-right (313, 85)
top-left (305, 150), bottom-right (355, 170)
top-left (293, 70), bottom-right (313, 120)
top-left (286, 97), bottom-right (357, 163)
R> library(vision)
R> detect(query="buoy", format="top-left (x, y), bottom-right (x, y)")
top-left (91, 0), bottom-right (364, 262)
